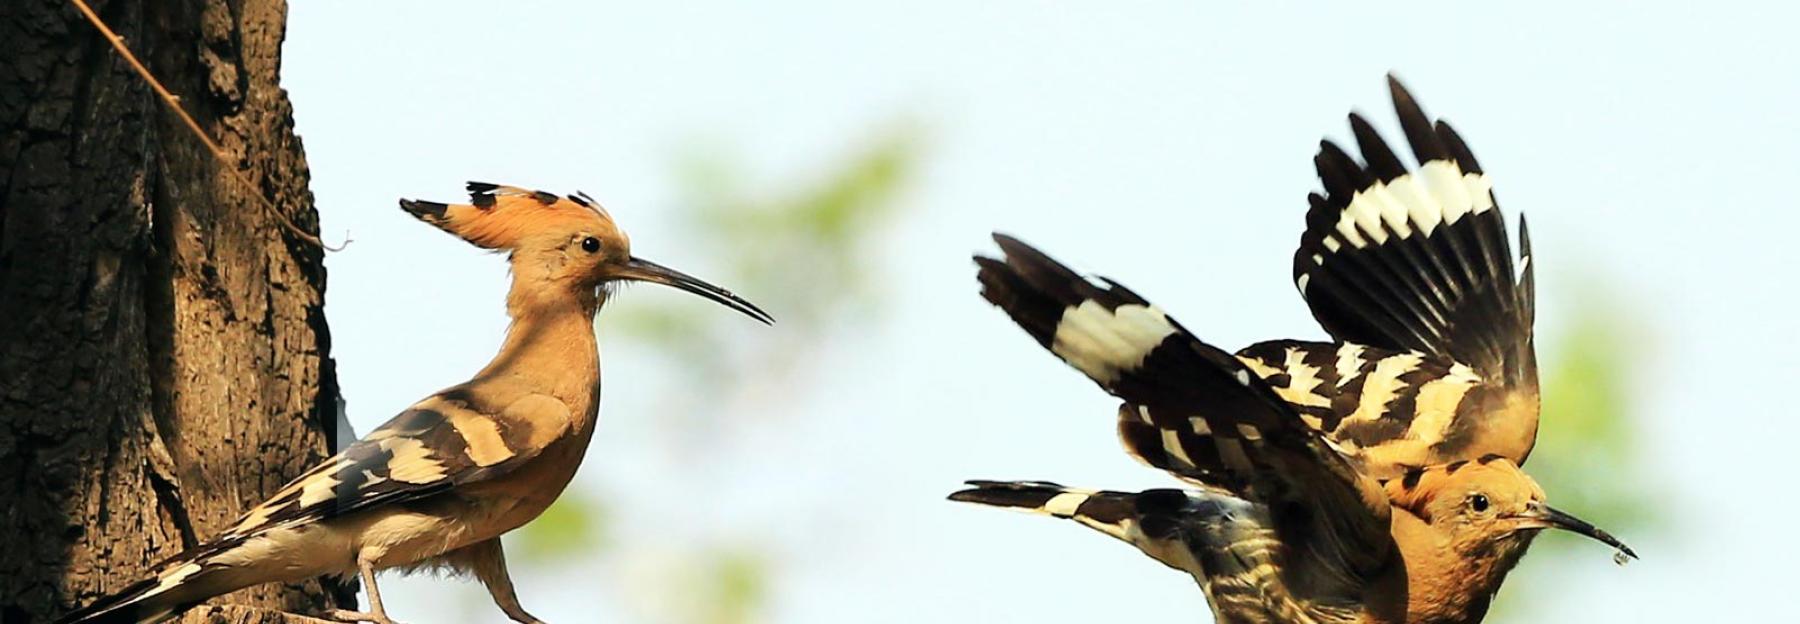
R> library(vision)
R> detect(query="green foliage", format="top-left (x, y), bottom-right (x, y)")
top-left (680, 547), bottom-right (770, 624)
top-left (511, 489), bottom-right (608, 565)
top-left (1529, 292), bottom-right (1657, 532)
top-left (606, 123), bottom-right (922, 439)
top-left (1489, 280), bottom-right (1663, 619)
top-left (621, 123), bottom-right (920, 338)
top-left (512, 121), bottom-right (923, 621)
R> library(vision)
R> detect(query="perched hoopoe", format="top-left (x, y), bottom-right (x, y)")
top-left (58, 183), bottom-right (772, 624)
top-left (953, 78), bottom-right (1634, 624)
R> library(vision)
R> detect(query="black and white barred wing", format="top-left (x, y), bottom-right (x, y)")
top-left (975, 235), bottom-right (1394, 583)
top-left (1231, 339), bottom-right (1522, 481)
top-left (51, 388), bottom-right (575, 624)
top-left (222, 388), bottom-right (573, 539)
top-left (1288, 76), bottom-right (1539, 470)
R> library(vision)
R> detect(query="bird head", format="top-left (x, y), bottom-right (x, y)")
top-left (400, 182), bottom-right (771, 324)
top-left (1385, 455), bottom-right (1636, 564)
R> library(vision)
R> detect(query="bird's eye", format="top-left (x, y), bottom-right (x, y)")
top-left (1469, 494), bottom-right (1490, 513)
top-left (581, 237), bottom-right (601, 253)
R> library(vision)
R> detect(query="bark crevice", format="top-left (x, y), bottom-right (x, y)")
top-left (0, 0), bottom-right (350, 621)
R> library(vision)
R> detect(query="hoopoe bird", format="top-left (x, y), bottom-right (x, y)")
top-left (58, 183), bottom-right (772, 624)
top-left (952, 78), bottom-right (1635, 624)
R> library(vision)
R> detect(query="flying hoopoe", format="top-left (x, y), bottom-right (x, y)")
top-left (953, 77), bottom-right (1634, 623)
top-left (58, 183), bottom-right (772, 624)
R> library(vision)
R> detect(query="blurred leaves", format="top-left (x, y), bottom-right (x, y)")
top-left (515, 120), bottom-right (923, 623)
top-left (612, 123), bottom-right (920, 353)
top-left (677, 547), bottom-right (770, 624)
top-left (682, 122), bottom-right (918, 324)
top-left (1529, 289), bottom-right (1658, 532)
top-left (1490, 280), bottom-right (1663, 620)
top-left (511, 489), bottom-right (608, 565)
top-left (607, 123), bottom-right (922, 440)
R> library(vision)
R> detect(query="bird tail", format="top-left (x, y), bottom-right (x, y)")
top-left (951, 480), bottom-right (1245, 573)
top-left (950, 480), bottom-right (1141, 537)
top-left (957, 485), bottom-right (1281, 586)
top-left (950, 480), bottom-right (1219, 545)
top-left (56, 545), bottom-right (248, 624)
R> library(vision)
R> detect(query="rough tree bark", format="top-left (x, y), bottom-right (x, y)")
top-left (0, 0), bottom-right (354, 622)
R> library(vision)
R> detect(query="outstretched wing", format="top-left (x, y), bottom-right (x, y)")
top-left (220, 387), bottom-right (573, 540)
top-left (1289, 76), bottom-right (1538, 468)
top-left (975, 234), bottom-right (1395, 587)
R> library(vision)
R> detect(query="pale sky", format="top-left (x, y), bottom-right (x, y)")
top-left (285, 2), bottom-right (1798, 622)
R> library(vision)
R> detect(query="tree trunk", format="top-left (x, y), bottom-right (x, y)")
top-left (0, 0), bottom-right (354, 622)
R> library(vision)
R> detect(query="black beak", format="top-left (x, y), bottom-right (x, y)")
top-left (613, 257), bottom-right (774, 325)
top-left (1513, 502), bottom-right (1638, 561)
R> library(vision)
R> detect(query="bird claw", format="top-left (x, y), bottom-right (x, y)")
top-left (323, 608), bottom-right (404, 624)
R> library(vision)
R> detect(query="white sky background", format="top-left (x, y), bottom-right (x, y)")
top-left (285, 2), bottom-right (1798, 622)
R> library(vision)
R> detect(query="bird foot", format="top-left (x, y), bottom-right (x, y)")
top-left (323, 608), bottom-right (404, 624)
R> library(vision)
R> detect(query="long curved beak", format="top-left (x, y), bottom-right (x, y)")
top-left (1512, 501), bottom-right (1638, 561)
top-left (613, 257), bottom-right (774, 325)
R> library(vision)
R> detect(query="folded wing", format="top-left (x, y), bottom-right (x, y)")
top-left (223, 387), bottom-right (572, 540)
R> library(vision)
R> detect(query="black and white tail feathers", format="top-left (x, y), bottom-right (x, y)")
top-left (950, 479), bottom-right (1317, 624)
top-left (53, 546), bottom-right (237, 624)
top-left (949, 481), bottom-right (1236, 573)
top-left (950, 481), bottom-right (1155, 541)
top-left (1295, 75), bottom-right (1536, 391)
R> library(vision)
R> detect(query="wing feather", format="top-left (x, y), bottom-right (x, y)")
top-left (222, 388), bottom-right (571, 539)
top-left (976, 235), bottom-right (1395, 586)
top-left (1234, 339), bottom-right (1532, 479)
top-left (1290, 76), bottom-right (1538, 466)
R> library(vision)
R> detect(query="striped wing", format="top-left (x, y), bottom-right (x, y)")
top-left (52, 382), bottom-right (577, 624)
top-left (1289, 76), bottom-right (1539, 470)
top-left (220, 387), bottom-right (572, 540)
top-left (975, 235), bottom-right (1395, 587)
top-left (1233, 339), bottom-right (1532, 480)
top-left (950, 482), bottom-right (1344, 623)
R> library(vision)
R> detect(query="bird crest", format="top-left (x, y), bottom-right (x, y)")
top-left (400, 182), bottom-right (620, 252)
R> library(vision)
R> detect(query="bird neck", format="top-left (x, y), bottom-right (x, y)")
top-left (1392, 510), bottom-right (1534, 624)
top-left (479, 279), bottom-right (603, 414)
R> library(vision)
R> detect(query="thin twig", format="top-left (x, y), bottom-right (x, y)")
top-left (68, 0), bottom-right (349, 252)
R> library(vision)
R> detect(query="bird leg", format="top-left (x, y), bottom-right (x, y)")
top-left (324, 559), bottom-right (401, 624)
top-left (462, 538), bottom-right (545, 624)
